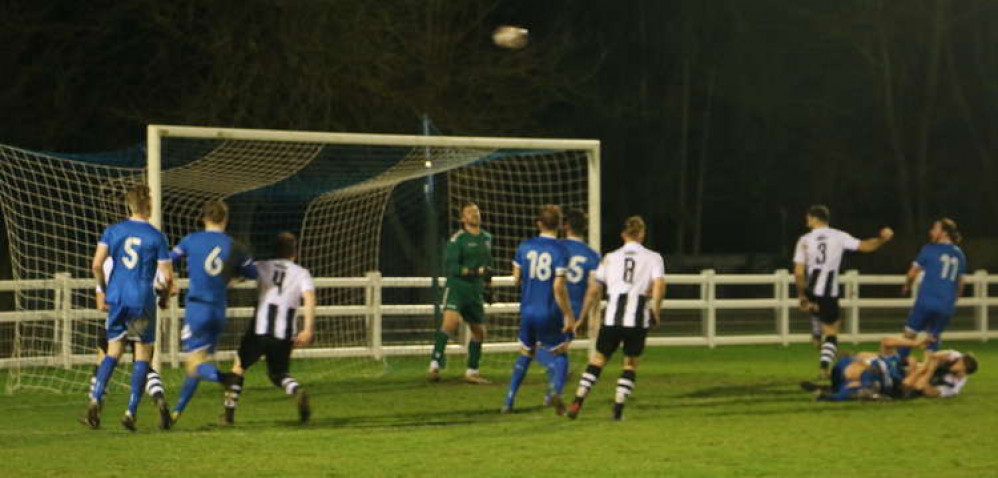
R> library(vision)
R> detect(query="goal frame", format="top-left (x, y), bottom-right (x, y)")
top-left (145, 125), bottom-right (601, 369)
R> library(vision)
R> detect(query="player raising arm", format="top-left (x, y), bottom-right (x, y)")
top-left (223, 232), bottom-right (316, 425)
top-left (83, 185), bottom-right (174, 431)
top-left (567, 216), bottom-right (665, 421)
top-left (793, 205), bottom-right (892, 378)
top-left (428, 201), bottom-right (494, 384)
top-left (169, 200), bottom-right (256, 426)
top-left (502, 205), bottom-right (574, 414)
top-left (897, 218), bottom-right (967, 362)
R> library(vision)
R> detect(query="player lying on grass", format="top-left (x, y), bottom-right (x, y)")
top-left (799, 335), bottom-right (977, 401)
top-left (169, 200), bottom-right (256, 426)
top-left (223, 232), bottom-right (316, 425)
top-left (901, 349), bottom-right (978, 398)
top-left (502, 205), bottom-right (575, 414)
top-left (84, 185), bottom-right (174, 431)
top-left (87, 257), bottom-right (172, 428)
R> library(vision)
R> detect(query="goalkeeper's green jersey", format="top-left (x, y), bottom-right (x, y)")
top-left (444, 229), bottom-right (493, 292)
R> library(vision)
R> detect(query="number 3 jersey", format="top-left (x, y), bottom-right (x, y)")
top-left (99, 219), bottom-right (170, 309)
top-left (792, 227), bottom-right (860, 298)
top-left (252, 259), bottom-right (315, 340)
top-left (913, 242), bottom-right (966, 314)
top-left (171, 230), bottom-right (243, 306)
top-left (594, 242), bottom-right (665, 329)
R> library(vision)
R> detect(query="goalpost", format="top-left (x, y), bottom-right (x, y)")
top-left (0, 125), bottom-right (600, 393)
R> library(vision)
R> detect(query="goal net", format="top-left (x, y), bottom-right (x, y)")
top-left (0, 126), bottom-right (598, 394)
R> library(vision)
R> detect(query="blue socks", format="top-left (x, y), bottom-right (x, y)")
top-left (550, 353), bottom-right (569, 396)
top-left (505, 354), bottom-right (533, 408)
top-left (196, 362), bottom-right (221, 383)
top-left (90, 356), bottom-right (118, 402)
top-left (127, 360), bottom-right (150, 415)
top-left (173, 377), bottom-right (200, 414)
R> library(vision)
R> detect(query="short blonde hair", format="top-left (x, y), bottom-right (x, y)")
top-left (622, 216), bottom-right (645, 239)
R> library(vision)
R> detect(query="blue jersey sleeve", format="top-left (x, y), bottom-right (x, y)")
top-left (958, 250), bottom-right (968, 276)
top-left (170, 236), bottom-right (188, 262)
top-left (98, 227), bottom-right (113, 247)
top-left (156, 232), bottom-right (170, 262)
top-left (914, 246), bottom-right (931, 269)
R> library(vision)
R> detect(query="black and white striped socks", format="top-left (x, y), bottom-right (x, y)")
top-left (574, 364), bottom-right (603, 401)
top-left (820, 335), bottom-right (838, 369)
top-left (224, 375), bottom-right (244, 409)
top-left (146, 369), bottom-right (165, 399)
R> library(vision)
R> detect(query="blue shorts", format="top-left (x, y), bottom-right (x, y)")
top-left (518, 312), bottom-right (570, 351)
top-left (182, 300), bottom-right (226, 353)
top-left (106, 303), bottom-right (156, 344)
top-left (905, 304), bottom-right (952, 337)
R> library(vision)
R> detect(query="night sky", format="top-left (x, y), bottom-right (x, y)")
top-left (2, 0), bottom-right (997, 271)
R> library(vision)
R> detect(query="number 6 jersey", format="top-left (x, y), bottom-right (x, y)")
top-left (594, 242), bottom-right (665, 329)
top-left (253, 259), bottom-right (315, 340)
top-left (792, 227), bottom-right (860, 298)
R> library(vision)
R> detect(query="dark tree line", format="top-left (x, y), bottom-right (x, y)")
top-left (1, 0), bottom-right (997, 267)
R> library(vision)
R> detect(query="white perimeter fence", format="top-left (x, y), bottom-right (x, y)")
top-left (1, 270), bottom-right (996, 370)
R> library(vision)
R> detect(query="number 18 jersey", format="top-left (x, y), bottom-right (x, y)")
top-left (594, 242), bottom-right (665, 329)
top-left (513, 235), bottom-right (569, 320)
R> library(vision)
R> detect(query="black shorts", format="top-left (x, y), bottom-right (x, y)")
top-left (806, 293), bottom-right (840, 324)
top-left (595, 326), bottom-right (648, 358)
top-left (237, 333), bottom-right (294, 378)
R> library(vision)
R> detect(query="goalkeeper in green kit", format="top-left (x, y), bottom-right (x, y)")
top-left (428, 201), bottom-right (494, 384)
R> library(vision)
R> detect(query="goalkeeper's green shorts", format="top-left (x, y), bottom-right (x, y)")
top-left (441, 287), bottom-right (485, 324)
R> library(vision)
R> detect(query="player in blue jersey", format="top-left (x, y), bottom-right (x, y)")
top-left (83, 185), bottom-right (175, 431)
top-left (168, 200), bottom-right (256, 426)
top-left (535, 208), bottom-right (599, 405)
top-left (898, 218), bottom-right (967, 361)
top-left (801, 334), bottom-right (930, 401)
top-left (502, 205), bottom-right (576, 414)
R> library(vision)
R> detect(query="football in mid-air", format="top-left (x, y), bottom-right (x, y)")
top-left (492, 25), bottom-right (529, 49)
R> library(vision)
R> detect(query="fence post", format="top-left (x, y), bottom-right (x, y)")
top-left (367, 272), bottom-right (384, 360)
top-left (703, 269), bottom-right (716, 348)
top-left (775, 269), bottom-right (790, 346)
top-left (974, 270), bottom-right (988, 342)
top-left (56, 273), bottom-right (72, 370)
top-left (844, 270), bottom-right (860, 343)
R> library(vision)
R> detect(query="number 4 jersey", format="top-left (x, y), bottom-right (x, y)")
top-left (793, 227), bottom-right (861, 298)
top-left (252, 259), bottom-right (315, 340)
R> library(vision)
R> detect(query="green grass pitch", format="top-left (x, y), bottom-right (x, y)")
top-left (1, 342), bottom-right (996, 477)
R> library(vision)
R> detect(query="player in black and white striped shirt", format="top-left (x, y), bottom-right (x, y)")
top-left (222, 232), bottom-right (316, 424)
top-left (793, 205), bottom-right (893, 377)
top-left (567, 216), bottom-right (665, 421)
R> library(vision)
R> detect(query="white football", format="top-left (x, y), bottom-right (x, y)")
top-left (492, 25), bottom-right (529, 49)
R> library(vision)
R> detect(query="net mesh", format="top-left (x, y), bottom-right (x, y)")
top-left (0, 132), bottom-right (592, 393)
